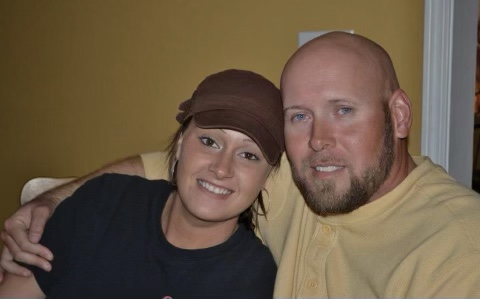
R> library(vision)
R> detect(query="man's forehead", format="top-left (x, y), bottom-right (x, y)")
top-left (283, 58), bottom-right (383, 95)
top-left (284, 52), bottom-right (369, 86)
top-left (282, 74), bottom-right (384, 110)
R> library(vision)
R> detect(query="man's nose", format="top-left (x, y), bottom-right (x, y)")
top-left (309, 119), bottom-right (335, 152)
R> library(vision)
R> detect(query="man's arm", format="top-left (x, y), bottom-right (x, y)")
top-left (0, 155), bottom-right (145, 280)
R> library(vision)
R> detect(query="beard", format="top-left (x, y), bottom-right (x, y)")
top-left (291, 106), bottom-right (395, 216)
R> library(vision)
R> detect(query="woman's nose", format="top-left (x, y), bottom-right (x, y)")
top-left (209, 152), bottom-right (234, 179)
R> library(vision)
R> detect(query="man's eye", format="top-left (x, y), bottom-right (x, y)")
top-left (240, 152), bottom-right (259, 161)
top-left (292, 113), bottom-right (307, 121)
top-left (199, 137), bottom-right (219, 148)
top-left (338, 107), bottom-right (352, 115)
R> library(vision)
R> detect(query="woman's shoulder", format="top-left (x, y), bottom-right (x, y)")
top-left (234, 225), bottom-right (275, 264)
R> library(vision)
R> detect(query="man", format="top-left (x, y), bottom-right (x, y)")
top-left (2, 32), bottom-right (480, 297)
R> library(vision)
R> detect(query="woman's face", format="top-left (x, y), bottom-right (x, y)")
top-left (173, 123), bottom-right (272, 225)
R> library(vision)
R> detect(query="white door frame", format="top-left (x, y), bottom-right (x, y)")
top-left (422, 0), bottom-right (477, 187)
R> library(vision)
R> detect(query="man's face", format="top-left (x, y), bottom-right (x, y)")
top-left (281, 49), bottom-right (394, 216)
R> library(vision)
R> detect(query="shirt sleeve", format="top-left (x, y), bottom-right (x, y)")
top-left (140, 151), bottom-right (169, 180)
top-left (421, 252), bottom-right (480, 297)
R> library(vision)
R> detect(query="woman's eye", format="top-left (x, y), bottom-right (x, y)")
top-left (199, 136), bottom-right (219, 148)
top-left (240, 152), bottom-right (259, 161)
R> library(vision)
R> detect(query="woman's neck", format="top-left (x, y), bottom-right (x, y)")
top-left (161, 192), bottom-right (239, 249)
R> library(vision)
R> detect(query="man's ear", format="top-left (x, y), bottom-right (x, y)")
top-left (389, 89), bottom-right (412, 139)
top-left (175, 133), bottom-right (184, 160)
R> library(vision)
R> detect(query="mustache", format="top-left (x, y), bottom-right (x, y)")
top-left (303, 154), bottom-right (346, 166)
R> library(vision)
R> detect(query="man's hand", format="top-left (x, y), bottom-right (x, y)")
top-left (0, 200), bottom-right (55, 282)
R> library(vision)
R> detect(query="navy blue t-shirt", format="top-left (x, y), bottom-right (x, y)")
top-left (30, 174), bottom-right (277, 298)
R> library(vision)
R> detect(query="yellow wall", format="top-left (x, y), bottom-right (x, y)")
top-left (0, 1), bottom-right (423, 234)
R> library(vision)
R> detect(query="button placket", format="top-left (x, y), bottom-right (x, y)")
top-left (299, 220), bottom-right (336, 297)
top-left (307, 279), bottom-right (318, 289)
top-left (322, 224), bottom-right (332, 234)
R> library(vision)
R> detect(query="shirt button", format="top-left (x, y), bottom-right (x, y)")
top-left (322, 225), bottom-right (332, 234)
top-left (307, 280), bottom-right (318, 289)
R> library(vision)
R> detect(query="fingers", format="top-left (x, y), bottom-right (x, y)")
top-left (4, 221), bottom-right (32, 251)
top-left (4, 221), bottom-right (52, 261)
top-left (2, 229), bottom-right (53, 263)
top-left (0, 241), bottom-right (32, 277)
top-left (29, 206), bottom-right (51, 244)
top-left (1, 232), bottom-right (51, 273)
top-left (1, 196), bottom-right (56, 278)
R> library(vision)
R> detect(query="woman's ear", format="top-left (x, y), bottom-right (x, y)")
top-left (175, 133), bottom-right (184, 160)
top-left (389, 89), bottom-right (412, 139)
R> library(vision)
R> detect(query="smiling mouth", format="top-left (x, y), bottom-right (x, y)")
top-left (315, 165), bottom-right (344, 172)
top-left (198, 179), bottom-right (233, 195)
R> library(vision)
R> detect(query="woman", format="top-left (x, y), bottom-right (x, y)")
top-left (0, 69), bottom-right (284, 298)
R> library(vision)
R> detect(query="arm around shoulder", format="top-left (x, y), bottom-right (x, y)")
top-left (26, 154), bottom-right (146, 209)
top-left (0, 154), bottom-right (147, 280)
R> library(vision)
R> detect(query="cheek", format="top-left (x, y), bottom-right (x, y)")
top-left (345, 128), bottom-right (385, 168)
top-left (238, 167), bottom-right (270, 197)
top-left (285, 130), bottom-right (309, 162)
top-left (175, 162), bottom-right (193, 192)
top-left (347, 124), bottom-right (383, 148)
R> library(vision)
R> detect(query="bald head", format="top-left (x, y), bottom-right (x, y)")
top-left (281, 31), bottom-right (399, 101)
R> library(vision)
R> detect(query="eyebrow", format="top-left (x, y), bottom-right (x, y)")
top-left (284, 105), bottom-right (309, 113)
top-left (284, 99), bottom-right (352, 113)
